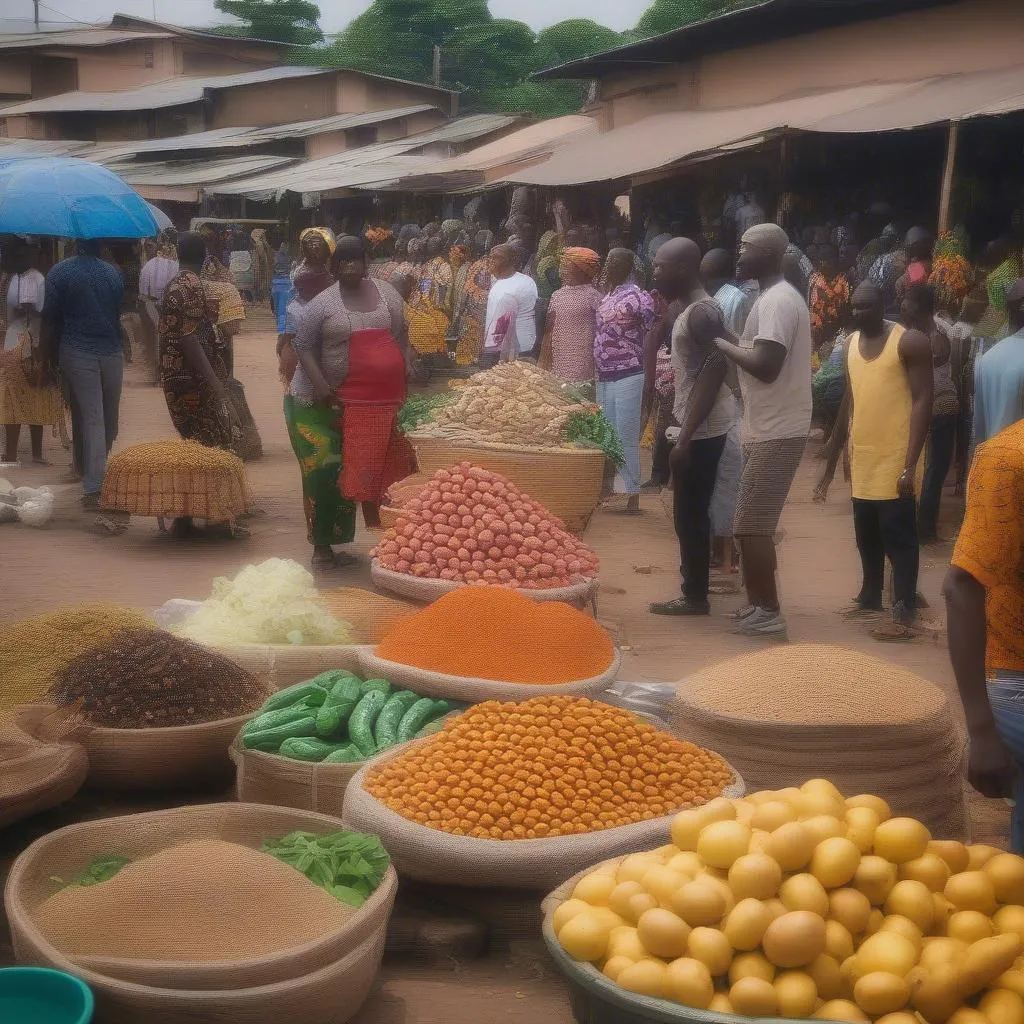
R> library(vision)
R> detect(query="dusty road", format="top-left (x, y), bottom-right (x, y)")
top-left (0, 316), bottom-right (1003, 1023)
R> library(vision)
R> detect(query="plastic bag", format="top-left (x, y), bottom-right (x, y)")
top-left (153, 599), bottom-right (202, 630)
top-left (602, 680), bottom-right (677, 728)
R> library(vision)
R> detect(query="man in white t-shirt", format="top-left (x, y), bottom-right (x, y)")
top-left (483, 243), bottom-right (537, 367)
top-left (698, 222), bottom-right (812, 639)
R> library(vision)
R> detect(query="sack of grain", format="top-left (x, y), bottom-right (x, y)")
top-left (0, 705), bottom-right (87, 828)
top-left (342, 739), bottom-right (743, 890)
top-left (356, 645), bottom-right (621, 704)
top-left (230, 727), bottom-right (364, 817)
top-left (5, 802), bottom-right (397, 1024)
top-left (672, 644), bottom-right (968, 839)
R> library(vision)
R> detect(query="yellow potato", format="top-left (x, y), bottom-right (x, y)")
top-left (637, 908), bottom-right (691, 960)
top-left (608, 926), bottom-right (649, 961)
top-left (948, 1010), bottom-right (991, 1024)
top-left (667, 851), bottom-right (704, 877)
top-left (846, 806), bottom-right (882, 854)
top-left (826, 920), bottom-right (856, 962)
top-left (558, 910), bottom-right (613, 962)
top-left (665, 957), bottom-right (715, 1009)
top-left (670, 880), bottom-right (727, 928)
top-left (724, 898), bottom-right (773, 952)
top-left (609, 881), bottom-right (645, 921)
top-left (812, 837), bottom-right (863, 889)
top-left (642, 867), bottom-right (688, 909)
top-left (856, 931), bottom-right (918, 978)
top-left (854, 856), bottom-right (899, 906)
top-left (966, 845), bottom-right (1002, 871)
top-left (880, 915), bottom-right (924, 952)
top-left (688, 927), bottom-right (734, 976)
top-left (775, 970), bottom-right (819, 1018)
top-left (877, 1014), bottom-right (924, 1024)
top-left (617, 958), bottom-right (669, 998)
top-left (945, 872), bottom-right (998, 915)
top-left (829, 888), bottom-right (873, 935)
top-left (729, 853), bottom-right (783, 901)
top-left (804, 815), bottom-right (847, 845)
top-left (986, 855), bottom-right (1024, 906)
top-left (928, 841), bottom-right (970, 875)
top-left (573, 872), bottom-right (617, 906)
top-left (781, 873), bottom-right (830, 917)
top-left (553, 898), bottom-right (591, 932)
top-left (618, 853), bottom-right (664, 886)
top-left (854, 971), bottom-right (911, 1016)
top-left (808, 953), bottom-right (847, 1000)
top-left (948, 911), bottom-right (996, 944)
top-left (752, 800), bottom-right (798, 832)
top-left (996, 906), bottom-right (1024, 944)
top-left (731, 976), bottom-right (779, 1016)
top-left (628, 892), bottom-right (659, 922)
top-left (698, 820), bottom-right (752, 870)
top-left (874, 818), bottom-right (931, 865)
top-left (814, 998), bottom-right (869, 1021)
top-left (766, 822), bottom-right (817, 872)
top-left (671, 809), bottom-right (708, 852)
top-left (846, 794), bottom-right (893, 821)
top-left (730, 951), bottom-right (777, 985)
top-left (763, 911), bottom-right (828, 969)
top-left (709, 993), bottom-right (734, 1013)
top-left (980, 988), bottom-right (1024, 1024)
top-left (899, 854), bottom-right (953, 893)
top-left (910, 961), bottom-right (966, 1024)
top-left (885, 881), bottom-right (936, 932)
top-left (602, 955), bottom-right (635, 982)
top-left (919, 937), bottom-right (969, 969)
top-left (961, 935), bottom-right (1024, 996)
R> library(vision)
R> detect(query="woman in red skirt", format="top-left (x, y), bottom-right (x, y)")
top-left (291, 235), bottom-right (415, 554)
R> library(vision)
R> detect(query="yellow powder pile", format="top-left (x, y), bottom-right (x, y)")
top-left (34, 840), bottom-right (353, 961)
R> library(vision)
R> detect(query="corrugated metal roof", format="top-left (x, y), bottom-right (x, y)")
top-left (0, 67), bottom-right (327, 115)
top-left (104, 154), bottom-right (297, 187)
top-left (536, 0), bottom-right (957, 79)
top-left (0, 138), bottom-right (94, 156)
top-left (247, 105), bottom-right (440, 139)
top-left (0, 29), bottom-right (174, 50)
top-left (508, 65), bottom-right (1024, 186)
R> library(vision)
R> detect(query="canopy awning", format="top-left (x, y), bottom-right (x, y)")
top-left (503, 64), bottom-right (1024, 186)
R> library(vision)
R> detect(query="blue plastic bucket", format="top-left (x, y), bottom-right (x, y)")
top-left (0, 967), bottom-right (93, 1024)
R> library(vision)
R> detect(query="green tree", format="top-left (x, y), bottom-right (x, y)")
top-left (633, 0), bottom-right (737, 39)
top-left (212, 0), bottom-right (323, 45)
top-left (534, 19), bottom-right (624, 70)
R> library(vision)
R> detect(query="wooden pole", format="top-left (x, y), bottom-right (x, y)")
top-left (432, 46), bottom-right (441, 88)
top-left (938, 119), bottom-right (959, 236)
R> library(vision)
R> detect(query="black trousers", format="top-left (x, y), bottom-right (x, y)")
top-left (852, 496), bottom-right (919, 613)
top-left (918, 413), bottom-right (957, 538)
top-left (673, 433), bottom-right (727, 603)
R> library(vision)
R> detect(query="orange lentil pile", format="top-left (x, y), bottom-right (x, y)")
top-left (364, 696), bottom-right (734, 840)
top-left (375, 588), bottom-right (615, 683)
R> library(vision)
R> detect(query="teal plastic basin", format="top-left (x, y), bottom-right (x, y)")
top-left (0, 967), bottom-right (93, 1024)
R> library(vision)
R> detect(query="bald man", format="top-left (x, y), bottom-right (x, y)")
top-left (701, 247), bottom-right (752, 337)
top-left (701, 222), bottom-right (813, 639)
top-left (650, 238), bottom-right (738, 616)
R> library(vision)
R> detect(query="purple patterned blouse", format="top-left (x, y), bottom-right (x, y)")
top-left (594, 282), bottom-right (657, 382)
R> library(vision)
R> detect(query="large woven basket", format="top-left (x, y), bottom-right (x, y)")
top-left (342, 739), bottom-right (743, 890)
top-left (409, 435), bottom-right (605, 535)
top-left (5, 803), bottom-right (396, 1024)
top-left (356, 645), bottom-right (620, 704)
top-left (101, 440), bottom-right (249, 521)
top-left (0, 706), bottom-right (88, 829)
top-left (543, 860), bottom-right (789, 1024)
top-left (230, 726), bottom-right (365, 817)
top-left (371, 559), bottom-right (599, 608)
top-left (204, 643), bottom-right (363, 690)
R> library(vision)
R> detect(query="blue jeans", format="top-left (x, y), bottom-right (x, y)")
top-left (272, 275), bottom-right (292, 333)
top-left (59, 346), bottom-right (123, 495)
top-left (990, 674), bottom-right (1024, 853)
top-left (597, 372), bottom-right (644, 495)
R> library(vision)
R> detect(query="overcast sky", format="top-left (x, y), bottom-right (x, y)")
top-left (11, 0), bottom-right (651, 34)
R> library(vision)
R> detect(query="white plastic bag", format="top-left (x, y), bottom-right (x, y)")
top-left (602, 681), bottom-right (677, 727)
top-left (153, 599), bottom-right (202, 630)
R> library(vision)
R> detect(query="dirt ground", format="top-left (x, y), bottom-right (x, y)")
top-left (0, 318), bottom-right (1006, 1023)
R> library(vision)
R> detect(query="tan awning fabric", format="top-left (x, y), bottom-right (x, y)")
top-left (505, 65), bottom-right (1024, 186)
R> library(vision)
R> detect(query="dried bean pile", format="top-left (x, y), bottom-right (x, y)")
top-left (47, 628), bottom-right (267, 728)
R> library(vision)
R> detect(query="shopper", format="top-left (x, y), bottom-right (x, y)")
top-left (712, 223), bottom-right (813, 639)
top-left (41, 239), bottom-right (125, 508)
top-left (482, 244), bottom-right (537, 367)
top-left (649, 238), bottom-right (737, 616)
top-left (945, 417), bottom-right (1024, 851)
top-left (973, 278), bottom-right (1024, 448)
top-left (815, 282), bottom-right (933, 639)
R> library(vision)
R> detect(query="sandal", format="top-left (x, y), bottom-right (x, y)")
top-left (871, 621), bottom-right (919, 642)
top-left (311, 550), bottom-right (337, 572)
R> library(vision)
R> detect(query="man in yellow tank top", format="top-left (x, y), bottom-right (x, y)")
top-left (816, 282), bottom-right (933, 638)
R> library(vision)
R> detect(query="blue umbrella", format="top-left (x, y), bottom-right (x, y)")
top-left (146, 202), bottom-right (173, 232)
top-left (0, 156), bottom-right (158, 239)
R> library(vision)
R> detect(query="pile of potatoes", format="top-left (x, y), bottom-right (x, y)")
top-left (552, 780), bottom-right (1024, 1023)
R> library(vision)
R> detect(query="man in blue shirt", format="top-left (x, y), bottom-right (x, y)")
top-left (42, 240), bottom-right (125, 507)
top-left (974, 278), bottom-right (1024, 450)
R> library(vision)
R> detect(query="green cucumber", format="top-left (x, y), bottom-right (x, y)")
top-left (359, 677), bottom-right (392, 698)
top-left (322, 744), bottom-right (364, 764)
top-left (242, 715), bottom-right (317, 751)
top-left (348, 690), bottom-right (388, 757)
top-left (245, 702), bottom-right (319, 735)
top-left (397, 697), bottom-right (441, 743)
top-left (373, 690), bottom-right (421, 751)
top-left (314, 677), bottom-right (362, 738)
top-left (257, 681), bottom-right (329, 714)
top-left (278, 736), bottom-right (347, 762)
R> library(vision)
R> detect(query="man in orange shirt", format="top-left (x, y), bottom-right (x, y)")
top-left (944, 417), bottom-right (1024, 851)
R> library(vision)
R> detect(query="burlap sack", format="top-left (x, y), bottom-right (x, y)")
top-left (5, 802), bottom-right (397, 1017)
top-left (205, 643), bottom-right (362, 689)
top-left (0, 706), bottom-right (87, 828)
top-left (230, 727), bottom-right (365, 817)
top-left (356, 645), bottom-right (621, 703)
top-left (542, 861), bottom-right (791, 1024)
top-left (342, 740), bottom-right (743, 890)
top-left (371, 559), bottom-right (599, 608)
top-left (672, 693), bottom-right (969, 841)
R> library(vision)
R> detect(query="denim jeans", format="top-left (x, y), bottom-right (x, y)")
top-left (989, 674), bottom-right (1024, 853)
top-left (596, 372), bottom-right (644, 495)
top-left (59, 346), bottom-right (123, 495)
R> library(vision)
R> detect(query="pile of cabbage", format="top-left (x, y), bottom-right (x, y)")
top-left (175, 558), bottom-right (350, 646)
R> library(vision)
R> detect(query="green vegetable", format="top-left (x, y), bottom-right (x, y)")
top-left (397, 697), bottom-right (444, 743)
top-left (257, 680), bottom-right (330, 714)
top-left (564, 408), bottom-right (626, 467)
top-left (278, 736), bottom-right (347, 762)
top-left (53, 856), bottom-right (132, 889)
top-left (373, 690), bottom-right (421, 750)
top-left (245, 702), bottom-right (320, 735)
top-left (322, 743), bottom-right (364, 764)
top-left (348, 690), bottom-right (387, 757)
top-left (396, 392), bottom-right (453, 434)
top-left (359, 677), bottom-right (392, 698)
top-left (314, 676), bottom-right (362, 738)
top-left (242, 715), bottom-right (317, 751)
top-left (309, 669), bottom-right (359, 690)
top-left (262, 830), bottom-right (390, 908)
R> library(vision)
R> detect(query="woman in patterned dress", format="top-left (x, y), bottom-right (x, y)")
top-left (451, 230), bottom-right (493, 367)
top-left (542, 247), bottom-right (602, 385)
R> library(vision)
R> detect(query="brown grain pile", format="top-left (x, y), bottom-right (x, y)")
top-left (34, 840), bottom-right (352, 961)
top-left (46, 628), bottom-right (267, 728)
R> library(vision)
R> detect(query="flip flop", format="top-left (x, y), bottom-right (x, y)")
top-left (871, 621), bottom-right (918, 642)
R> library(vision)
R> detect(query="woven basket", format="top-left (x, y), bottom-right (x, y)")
top-left (378, 505), bottom-right (401, 531)
top-left (342, 739), bottom-right (743, 890)
top-left (203, 644), bottom-right (363, 690)
top-left (101, 441), bottom-right (249, 521)
top-left (356, 645), bottom-right (621, 704)
top-left (21, 684), bottom-right (274, 792)
top-left (409, 435), bottom-right (605, 535)
top-left (672, 648), bottom-right (969, 840)
top-left (543, 860), bottom-right (790, 1024)
top-left (0, 707), bottom-right (88, 829)
top-left (5, 803), bottom-right (395, 1024)
top-left (371, 559), bottom-right (599, 608)
top-left (230, 727), bottom-right (365, 817)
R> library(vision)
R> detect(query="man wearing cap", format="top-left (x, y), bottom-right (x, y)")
top-left (692, 222), bottom-right (812, 639)
top-left (973, 278), bottom-right (1024, 448)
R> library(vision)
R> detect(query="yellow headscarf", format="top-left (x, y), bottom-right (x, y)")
top-left (299, 226), bottom-right (336, 257)
top-left (561, 247), bottom-right (602, 280)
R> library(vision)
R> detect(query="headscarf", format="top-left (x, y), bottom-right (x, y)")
top-left (408, 237), bottom-right (427, 263)
top-left (299, 226), bottom-right (336, 258)
top-left (560, 247), bottom-right (601, 280)
top-left (441, 218), bottom-right (464, 244)
top-left (156, 227), bottom-right (177, 260)
top-left (204, 280), bottom-right (245, 325)
top-left (535, 230), bottom-right (563, 299)
top-left (251, 228), bottom-right (270, 249)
